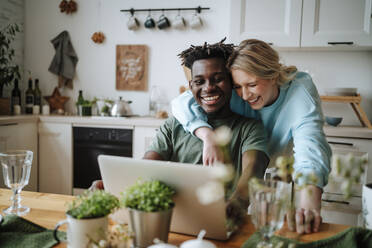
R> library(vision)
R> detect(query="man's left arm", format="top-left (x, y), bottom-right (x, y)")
top-left (226, 150), bottom-right (269, 221)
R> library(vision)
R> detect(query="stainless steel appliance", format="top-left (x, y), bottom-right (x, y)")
top-left (73, 126), bottom-right (132, 194)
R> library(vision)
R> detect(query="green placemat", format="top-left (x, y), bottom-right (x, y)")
top-left (0, 214), bottom-right (66, 248)
top-left (241, 227), bottom-right (372, 248)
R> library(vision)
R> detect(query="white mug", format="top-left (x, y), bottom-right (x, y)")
top-left (173, 14), bottom-right (186, 29)
top-left (127, 16), bottom-right (139, 30)
top-left (54, 214), bottom-right (108, 248)
top-left (190, 14), bottom-right (203, 29)
top-left (13, 105), bottom-right (21, 115)
top-left (42, 105), bottom-right (50, 115)
top-left (33, 105), bottom-right (40, 115)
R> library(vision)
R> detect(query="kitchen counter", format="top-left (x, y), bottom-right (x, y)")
top-left (0, 189), bottom-right (350, 247)
top-left (0, 114), bottom-right (166, 127)
top-left (324, 125), bottom-right (372, 139)
top-left (2, 115), bottom-right (372, 139)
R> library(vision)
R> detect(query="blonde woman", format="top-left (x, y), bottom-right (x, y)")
top-left (171, 39), bottom-right (331, 234)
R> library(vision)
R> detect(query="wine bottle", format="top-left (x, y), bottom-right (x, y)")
top-left (33, 79), bottom-right (42, 108)
top-left (25, 78), bottom-right (34, 114)
top-left (76, 90), bottom-right (84, 116)
top-left (10, 79), bottom-right (21, 115)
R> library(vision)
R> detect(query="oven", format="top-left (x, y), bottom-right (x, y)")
top-left (73, 125), bottom-right (132, 195)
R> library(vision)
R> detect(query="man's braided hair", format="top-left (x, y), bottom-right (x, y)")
top-left (178, 38), bottom-right (235, 69)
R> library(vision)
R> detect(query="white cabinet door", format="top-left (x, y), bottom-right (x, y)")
top-left (133, 126), bottom-right (159, 159)
top-left (39, 122), bottom-right (72, 195)
top-left (0, 122), bottom-right (38, 191)
top-left (302, 0), bottom-right (372, 47)
top-left (230, 0), bottom-right (302, 46)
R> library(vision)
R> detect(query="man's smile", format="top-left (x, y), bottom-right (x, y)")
top-left (201, 94), bottom-right (222, 105)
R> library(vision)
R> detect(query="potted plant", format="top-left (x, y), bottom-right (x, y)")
top-left (54, 190), bottom-right (120, 248)
top-left (0, 23), bottom-right (21, 114)
top-left (121, 180), bottom-right (176, 248)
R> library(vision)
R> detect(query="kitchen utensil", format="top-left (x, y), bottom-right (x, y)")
top-left (110, 97), bottom-right (133, 117)
top-left (325, 116), bottom-right (343, 126)
top-left (0, 150), bottom-right (33, 216)
top-left (324, 87), bottom-right (357, 96)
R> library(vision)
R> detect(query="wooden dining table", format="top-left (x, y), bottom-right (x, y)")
top-left (0, 189), bottom-right (350, 247)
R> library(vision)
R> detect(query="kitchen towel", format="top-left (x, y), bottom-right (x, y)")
top-left (0, 214), bottom-right (65, 248)
top-left (48, 30), bottom-right (78, 89)
top-left (241, 227), bottom-right (372, 248)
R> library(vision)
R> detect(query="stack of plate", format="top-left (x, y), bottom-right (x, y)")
top-left (324, 88), bottom-right (357, 96)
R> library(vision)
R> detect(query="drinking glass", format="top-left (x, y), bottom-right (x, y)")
top-left (0, 150), bottom-right (33, 216)
top-left (249, 179), bottom-right (290, 248)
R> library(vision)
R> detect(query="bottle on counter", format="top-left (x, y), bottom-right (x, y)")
top-left (10, 79), bottom-right (21, 115)
top-left (25, 78), bottom-right (34, 114)
top-left (76, 90), bottom-right (84, 116)
top-left (33, 78), bottom-right (42, 108)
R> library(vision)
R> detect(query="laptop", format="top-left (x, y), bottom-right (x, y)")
top-left (98, 155), bottom-right (231, 240)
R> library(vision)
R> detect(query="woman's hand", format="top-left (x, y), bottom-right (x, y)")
top-left (289, 185), bottom-right (322, 234)
top-left (195, 127), bottom-right (223, 165)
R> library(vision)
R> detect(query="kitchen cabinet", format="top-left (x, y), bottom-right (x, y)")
top-left (302, 0), bottom-right (372, 47)
top-left (230, 0), bottom-right (302, 47)
top-left (38, 122), bottom-right (72, 195)
top-left (321, 135), bottom-right (372, 226)
top-left (0, 122), bottom-right (38, 191)
top-left (133, 126), bottom-right (159, 159)
top-left (230, 0), bottom-right (372, 48)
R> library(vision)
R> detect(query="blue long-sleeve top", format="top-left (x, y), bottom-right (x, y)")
top-left (171, 72), bottom-right (331, 188)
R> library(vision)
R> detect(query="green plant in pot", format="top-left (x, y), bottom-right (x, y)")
top-left (121, 180), bottom-right (176, 248)
top-left (81, 100), bottom-right (93, 116)
top-left (0, 23), bottom-right (21, 98)
top-left (54, 190), bottom-right (120, 248)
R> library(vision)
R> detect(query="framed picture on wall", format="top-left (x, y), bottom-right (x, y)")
top-left (116, 45), bottom-right (148, 91)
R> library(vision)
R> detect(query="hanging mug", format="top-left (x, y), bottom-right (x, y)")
top-left (173, 14), bottom-right (186, 30)
top-left (127, 15), bottom-right (140, 30)
top-left (144, 14), bottom-right (156, 29)
top-left (157, 14), bottom-right (170, 29)
top-left (190, 13), bottom-right (203, 29)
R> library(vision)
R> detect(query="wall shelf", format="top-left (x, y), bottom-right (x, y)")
top-left (320, 94), bottom-right (372, 129)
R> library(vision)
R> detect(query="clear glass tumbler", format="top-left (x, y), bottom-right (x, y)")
top-left (249, 179), bottom-right (291, 248)
top-left (0, 150), bottom-right (33, 216)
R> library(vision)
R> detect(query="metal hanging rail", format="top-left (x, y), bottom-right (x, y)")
top-left (120, 6), bottom-right (210, 15)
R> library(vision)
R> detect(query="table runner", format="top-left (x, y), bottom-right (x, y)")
top-left (242, 227), bottom-right (372, 248)
top-left (0, 214), bottom-right (65, 248)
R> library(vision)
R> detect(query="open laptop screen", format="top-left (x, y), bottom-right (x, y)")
top-left (98, 155), bottom-right (230, 240)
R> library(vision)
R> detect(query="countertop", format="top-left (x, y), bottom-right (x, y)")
top-left (0, 114), bottom-right (166, 127)
top-left (0, 189), bottom-right (350, 247)
top-left (1, 115), bottom-right (372, 139)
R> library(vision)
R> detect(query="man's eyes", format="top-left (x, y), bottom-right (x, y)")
top-left (192, 79), bottom-right (204, 85)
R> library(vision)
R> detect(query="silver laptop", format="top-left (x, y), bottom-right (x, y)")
top-left (98, 155), bottom-right (230, 240)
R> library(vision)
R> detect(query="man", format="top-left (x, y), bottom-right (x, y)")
top-left (144, 40), bottom-right (269, 213)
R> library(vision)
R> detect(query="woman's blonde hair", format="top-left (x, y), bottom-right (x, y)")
top-left (227, 39), bottom-right (297, 86)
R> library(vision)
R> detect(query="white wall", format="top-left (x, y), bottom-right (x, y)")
top-left (24, 0), bottom-right (372, 125)
top-left (24, 0), bottom-right (230, 115)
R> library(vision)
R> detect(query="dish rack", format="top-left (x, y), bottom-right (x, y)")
top-left (320, 94), bottom-right (372, 129)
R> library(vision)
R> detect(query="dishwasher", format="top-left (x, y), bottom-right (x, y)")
top-left (73, 126), bottom-right (132, 195)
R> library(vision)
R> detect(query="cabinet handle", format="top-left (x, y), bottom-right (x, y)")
top-left (328, 42), bottom-right (354, 45)
top-left (322, 199), bottom-right (349, 205)
top-left (268, 42), bottom-right (273, 45)
top-left (328, 141), bottom-right (353, 146)
top-left (0, 123), bottom-right (18, 127)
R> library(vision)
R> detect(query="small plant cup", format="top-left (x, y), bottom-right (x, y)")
top-left (121, 180), bottom-right (175, 248)
top-left (53, 190), bottom-right (120, 248)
